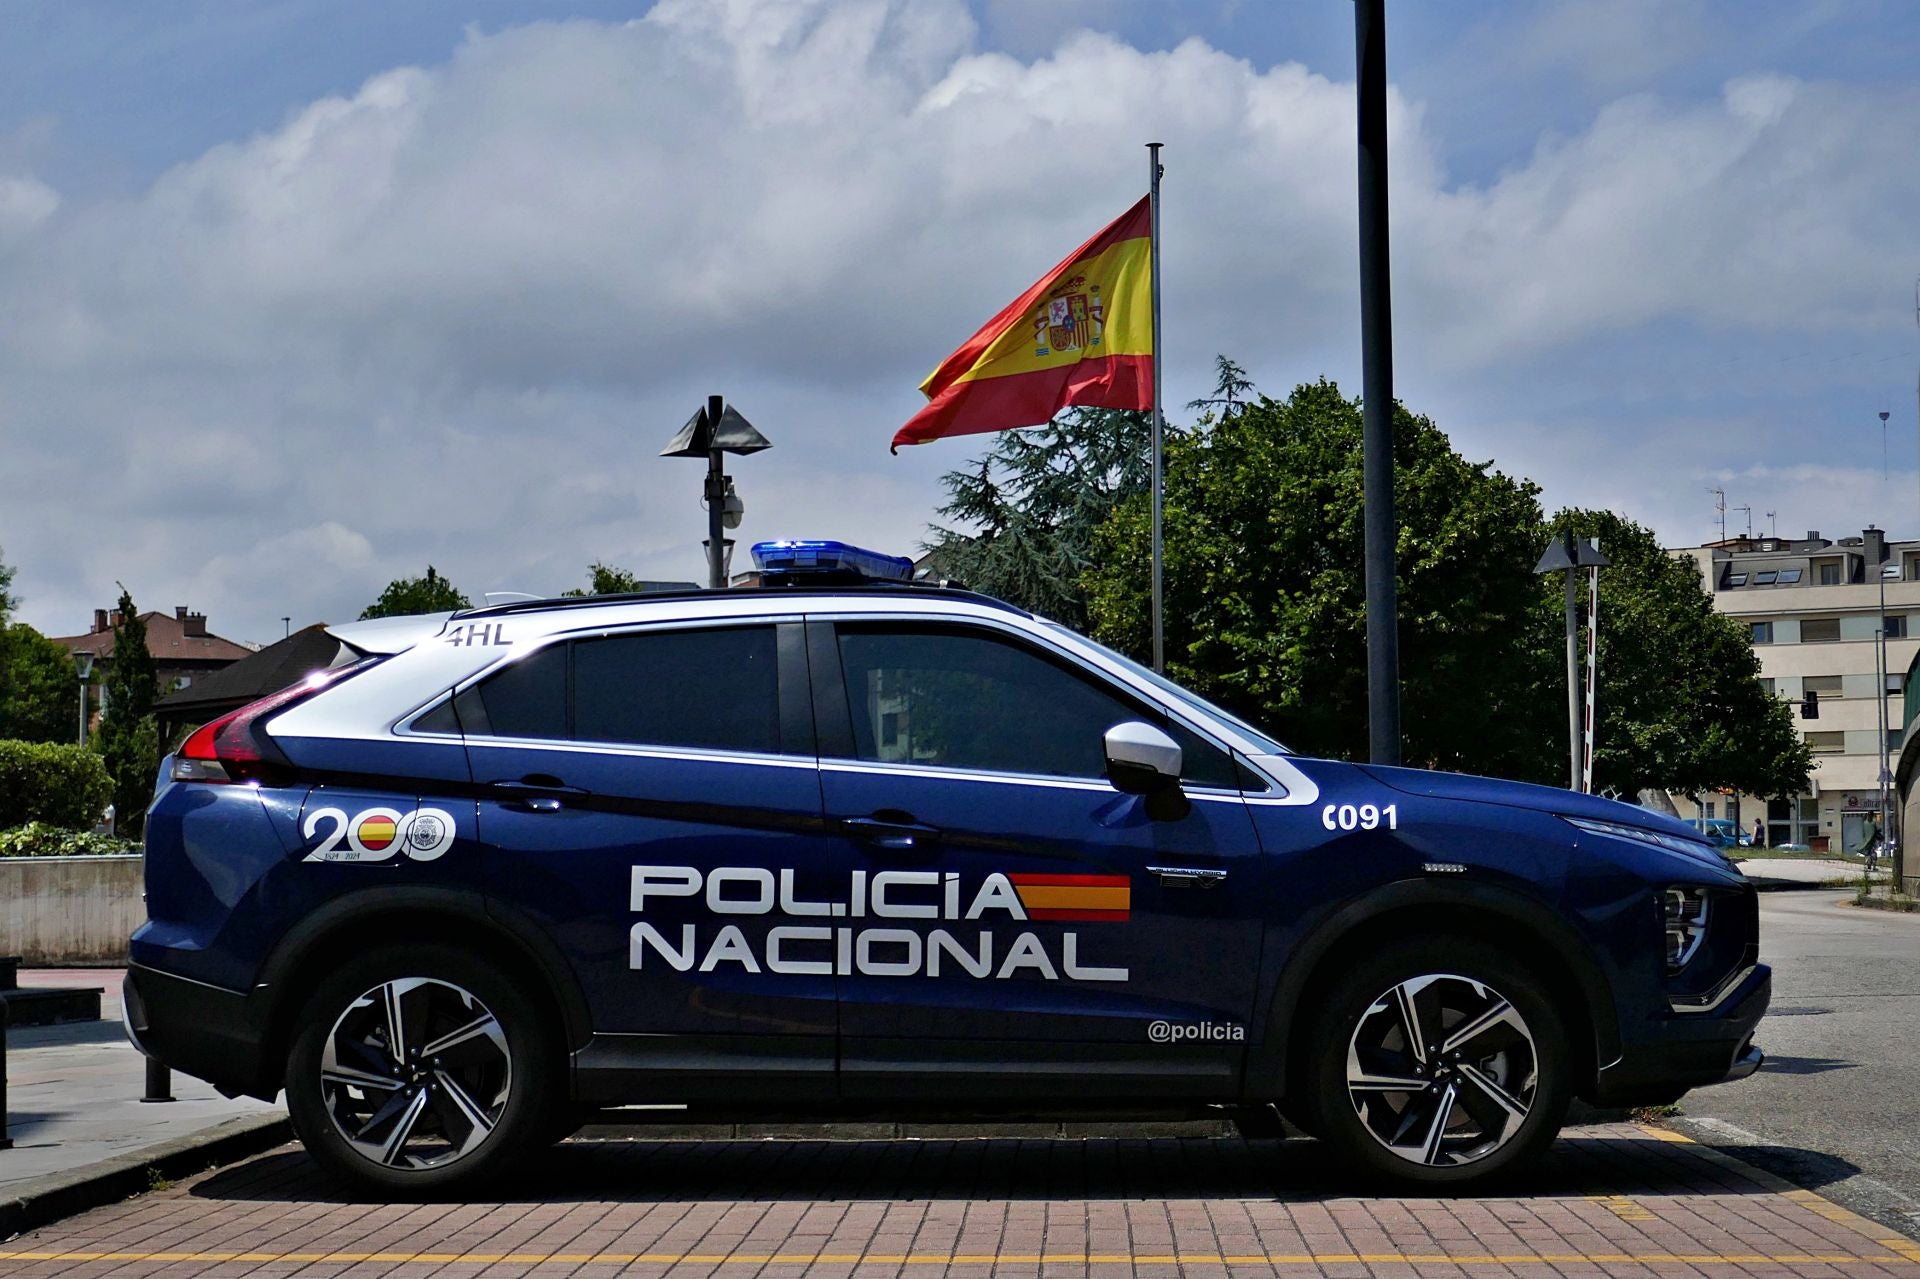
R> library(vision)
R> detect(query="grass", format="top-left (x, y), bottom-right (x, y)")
top-left (1850, 886), bottom-right (1920, 913)
top-left (1735, 848), bottom-right (1846, 861)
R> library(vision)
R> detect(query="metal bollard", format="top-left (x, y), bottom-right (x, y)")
top-left (1, 1000), bottom-right (11, 1150)
top-left (142, 1056), bottom-right (175, 1104)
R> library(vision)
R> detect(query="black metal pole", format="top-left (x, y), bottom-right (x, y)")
top-left (142, 1056), bottom-right (174, 1103)
top-left (1355, 0), bottom-right (1400, 766)
top-left (705, 394), bottom-right (727, 590)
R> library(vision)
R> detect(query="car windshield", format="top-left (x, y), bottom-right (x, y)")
top-left (1040, 621), bottom-right (1290, 755)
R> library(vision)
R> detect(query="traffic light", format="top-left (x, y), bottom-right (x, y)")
top-left (1801, 689), bottom-right (1819, 719)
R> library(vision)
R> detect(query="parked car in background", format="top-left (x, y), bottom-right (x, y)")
top-left (1689, 818), bottom-right (1750, 850)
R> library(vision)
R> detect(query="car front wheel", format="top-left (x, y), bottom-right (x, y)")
top-left (1305, 937), bottom-right (1570, 1186)
top-left (285, 943), bottom-right (558, 1195)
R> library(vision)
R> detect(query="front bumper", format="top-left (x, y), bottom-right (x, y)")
top-left (123, 964), bottom-right (280, 1101)
top-left (1586, 961), bottom-right (1770, 1107)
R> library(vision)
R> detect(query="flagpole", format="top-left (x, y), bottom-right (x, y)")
top-left (1147, 142), bottom-right (1165, 673)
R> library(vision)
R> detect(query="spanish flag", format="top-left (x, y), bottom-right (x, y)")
top-left (1009, 873), bottom-right (1132, 922)
top-left (892, 197), bottom-right (1153, 452)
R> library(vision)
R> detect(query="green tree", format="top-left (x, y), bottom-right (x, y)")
top-left (360, 566), bottom-right (471, 619)
top-left (0, 545), bottom-right (16, 623)
top-left (0, 623), bottom-right (80, 743)
top-left (562, 562), bottom-right (645, 597)
top-left (1549, 509), bottom-right (1811, 801)
top-left (1086, 379), bottom-right (1558, 779)
top-left (922, 406), bottom-right (1152, 630)
top-left (93, 587), bottom-right (162, 839)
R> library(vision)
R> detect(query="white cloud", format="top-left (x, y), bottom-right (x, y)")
top-left (1, 0), bottom-right (1916, 642)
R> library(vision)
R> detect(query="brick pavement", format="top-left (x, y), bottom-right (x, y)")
top-left (1, 1123), bottom-right (1917, 1278)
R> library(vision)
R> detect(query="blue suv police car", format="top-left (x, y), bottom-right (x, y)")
top-left (125, 541), bottom-right (1767, 1194)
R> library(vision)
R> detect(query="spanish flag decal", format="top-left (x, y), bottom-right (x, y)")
top-left (1009, 873), bottom-right (1131, 922)
top-left (892, 197), bottom-right (1152, 452)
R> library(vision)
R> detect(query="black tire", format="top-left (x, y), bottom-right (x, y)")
top-left (285, 942), bottom-right (560, 1196)
top-left (1303, 936), bottom-right (1570, 1188)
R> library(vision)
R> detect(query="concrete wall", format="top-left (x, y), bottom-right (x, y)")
top-left (0, 854), bottom-right (143, 966)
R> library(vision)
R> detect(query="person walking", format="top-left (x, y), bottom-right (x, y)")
top-left (1751, 817), bottom-right (1766, 850)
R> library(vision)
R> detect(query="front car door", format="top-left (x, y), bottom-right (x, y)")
top-left (811, 614), bottom-right (1267, 1103)
top-left (459, 617), bottom-right (843, 1103)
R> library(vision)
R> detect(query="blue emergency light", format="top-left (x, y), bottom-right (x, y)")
top-left (750, 540), bottom-right (915, 582)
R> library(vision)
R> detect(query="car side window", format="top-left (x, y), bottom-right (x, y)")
top-left (574, 627), bottom-right (780, 754)
top-left (456, 625), bottom-right (781, 755)
top-left (835, 624), bottom-right (1237, 786)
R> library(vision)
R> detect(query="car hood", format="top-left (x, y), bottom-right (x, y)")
top-left (1355, 762), bottom-right (1714, 847)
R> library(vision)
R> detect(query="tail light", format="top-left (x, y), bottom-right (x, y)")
top-left (173, 663), bottom-right (366, 785)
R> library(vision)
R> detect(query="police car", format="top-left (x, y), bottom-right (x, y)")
top-left (125, 540), bottom-right (1767, 1193)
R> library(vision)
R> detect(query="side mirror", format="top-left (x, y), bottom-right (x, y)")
top-left (1104, 721), bottom-right (1183, 795)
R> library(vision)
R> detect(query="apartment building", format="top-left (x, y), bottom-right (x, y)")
top-left (1672, 525), bottom-right (1919, 851)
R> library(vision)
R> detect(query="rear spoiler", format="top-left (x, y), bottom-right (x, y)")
top-left (325, 612), bottom-right (456, 658)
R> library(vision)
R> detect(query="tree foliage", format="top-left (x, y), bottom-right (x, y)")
top-left (360, 565), bottom-right (472, 619)
top-left (922, 407), bottom-right (1152, 631)
top-left (93, 586), bottom-right (161, 840)
top-left (1087, 378), bottom-right (1558, 778)
top-left (0, 623), bottom-right (80, 744)
top-left (1072, 372), bottom-right (1809, 800)
top-left (562, 562), bottom-right (646, 597)
top-left (0, 545), bottom-right (15, 624)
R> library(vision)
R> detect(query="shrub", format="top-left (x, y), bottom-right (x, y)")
top-left (0, 821), bottom-right (139, 858)
top-left (0, 739), bottom-right (114, 830)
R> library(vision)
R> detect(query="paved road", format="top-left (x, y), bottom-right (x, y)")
top-left (1677, 893), bottom-right (1920, 1237)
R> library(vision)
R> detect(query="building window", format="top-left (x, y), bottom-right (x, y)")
top-left (1804, 674), bottom-right (1843, 699)
top-left (1804, 731), bottom-right (1845, 753)
top-left (1759, 677), bottom-right (1776, 697)
top-left (1777, 568), bottom-right (1803, 584)
top-left (1754, 570), bottom-right (1779, 586)
top-left (1751, 621), bottom-right (1773, 644)
top-left (1819, 564), bottom-right (1842, 585)
top-left (1800, 617), bottom-right (1841, 642)
top-left (1890, 728), bottom-right (1905, 752)
top-left (1728, 573), bottom-right (1748, 587)
top-left (1885, 615), bottom-right (1907, 639)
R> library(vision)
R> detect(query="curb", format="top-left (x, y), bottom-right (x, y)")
top-left (0, 1112), bottom-right (290, 1240)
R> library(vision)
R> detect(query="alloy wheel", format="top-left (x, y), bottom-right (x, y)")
top-left (318, 977), bottom-right (512, 1171)
top-left (1344, 972), bottom-right (1538, 1167)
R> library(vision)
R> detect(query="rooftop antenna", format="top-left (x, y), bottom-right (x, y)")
top-left (1711, 487), bottom-right (1727, 544)
top-left (1881, 409), bottom-right (1891, 480)
top-left (1733, 504), bottom-right (1752, 538)
top-left (1766, 510), bottom-right (1777, 537)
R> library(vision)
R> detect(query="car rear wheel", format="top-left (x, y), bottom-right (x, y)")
top-left (285, 943), bottom-right (558, 1194)
top-left (1304, 937), bottom-right (1570, 1187)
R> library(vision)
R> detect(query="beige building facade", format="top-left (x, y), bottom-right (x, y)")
top-left (1673, 526), bottom-right (1919, 851)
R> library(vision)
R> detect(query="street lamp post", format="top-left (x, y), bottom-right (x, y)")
top-left (661, 396), bottom-right (772, 588)
top-left (73, 651), bottom-right (95, 746)
top-left (1534, 531), bottom-right (1610, 792)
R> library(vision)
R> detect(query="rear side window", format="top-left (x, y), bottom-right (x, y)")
top-left (455, 625), bottom-right (780, 755)
top-left (574, 628), bottom-right (779, 754)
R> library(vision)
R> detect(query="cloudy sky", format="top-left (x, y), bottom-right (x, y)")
top-left (2, 0), bottom-right (1917, 645)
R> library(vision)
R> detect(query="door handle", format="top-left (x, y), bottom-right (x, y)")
top-left (1147, 865), bottom-right (1228, 888)
top-left (841, 815), bottom-right (940, 852)
top-left (491, 777), bottom-right (589, 811)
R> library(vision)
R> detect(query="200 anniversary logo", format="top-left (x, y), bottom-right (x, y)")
top-left (630, 866), bottom-right (1131, 983)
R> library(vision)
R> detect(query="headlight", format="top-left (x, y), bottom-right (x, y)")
top-left (1563, 815), bottom-right (1715, 858)
top-left (1662, 886), bottom-right (1710, 972)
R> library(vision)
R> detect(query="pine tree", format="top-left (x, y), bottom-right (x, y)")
top-left (94, 585), bottom-right (161, 839)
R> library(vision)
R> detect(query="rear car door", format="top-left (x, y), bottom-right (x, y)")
top-left (459, 618), bottom-right (843, 1102)
top-left (812, 617), bottom-right (1266, 1102)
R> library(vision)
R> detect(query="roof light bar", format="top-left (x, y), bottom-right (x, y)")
top-left (750, 540), bottom-right (914, 582)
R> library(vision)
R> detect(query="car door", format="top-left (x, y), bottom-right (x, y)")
top-left (811, 617), bottom-right (1267, 1102)
top-left (463, 618), bottom-right (845, 1102)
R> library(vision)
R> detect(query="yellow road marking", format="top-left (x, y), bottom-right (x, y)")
top-left (1634, 1123), bottom-right (1695, 1143)
top-left (1590, 1194), bottom-right (1657, 1221)
top-left (0, 1250), bottom-right (1913, 1267)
